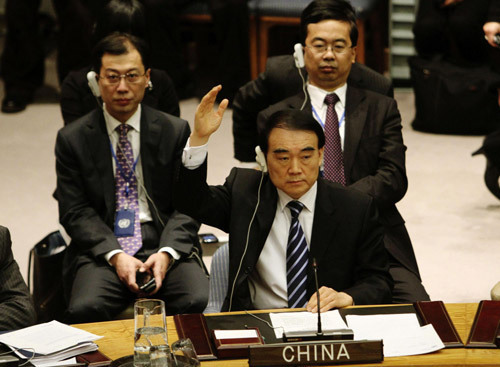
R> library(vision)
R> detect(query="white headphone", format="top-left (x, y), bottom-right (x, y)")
top-left (255, 146), bottom-right (267, 173)
top-left (293, 43), bottom-right (305, 68)
top-left (87, 71), bottom-right (101, 97)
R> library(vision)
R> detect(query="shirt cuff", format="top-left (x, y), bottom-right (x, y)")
top-left (159, 247), bottom-right (181, 260)
top-left (182, 138), bottom-right (208, 169)
top-left (105, 249), bottom-right (124, 265)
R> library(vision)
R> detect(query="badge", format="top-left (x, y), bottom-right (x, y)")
top-left (114, 209), bottom-right (135, 237)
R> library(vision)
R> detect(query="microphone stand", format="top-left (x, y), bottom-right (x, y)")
top-left (313, 258), bottom-right (323, 337)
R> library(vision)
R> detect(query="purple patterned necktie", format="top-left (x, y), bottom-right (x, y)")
top-left (286, 201), bottom-right (309, 308)
top-left (323, 93), bottom-right (346, 185)
top-left (115, 124), bottom-right (142, 256)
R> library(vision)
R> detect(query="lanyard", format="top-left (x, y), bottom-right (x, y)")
top-left (311, 105), bottom-right (345, 129)
top-left (109, 140), bottom-right (139, 196)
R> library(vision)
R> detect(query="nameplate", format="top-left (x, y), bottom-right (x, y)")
top-left (248, 340), bottom-right (383, 366)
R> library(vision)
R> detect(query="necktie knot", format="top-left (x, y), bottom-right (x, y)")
top-left (287, 201), bottom-right (304, 219)
top-left (116, 123), bottom-right (131, 137)
top-left (324, 93), bottom-right (339, 106)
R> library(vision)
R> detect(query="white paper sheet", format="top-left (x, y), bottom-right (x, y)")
top-left (345, 314), bottom-right (445, 357)
top-left (269, 310), bottom-right (348, 339)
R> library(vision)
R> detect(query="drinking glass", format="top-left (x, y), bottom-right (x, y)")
top-left (171, 339), bottom-right (200, 367)
top-left (134, 299), bottom-right (169, 367)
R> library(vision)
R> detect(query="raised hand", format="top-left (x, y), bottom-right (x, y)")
top-left (191, 85), bottom-right (229, 147)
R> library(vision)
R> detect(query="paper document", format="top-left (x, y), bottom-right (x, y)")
top-left (33, 357), bottom-right (78, 367)
top-left (345, 314), bottom-right (445, 357)
top-left (0, 320), bottom-right (102, 364)
top-left (269, 310), bottom-right (348, 339)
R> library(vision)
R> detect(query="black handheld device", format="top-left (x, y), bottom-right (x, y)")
top-left (136, 271), bottom-right (156, 293)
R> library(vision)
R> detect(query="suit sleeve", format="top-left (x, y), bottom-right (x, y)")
top-left (174, 161), bottom-right (233, 233)
top-left (0, 228), bottom-right (36, 331)
top-left (348, 98), bottom-right (407, 209)
top-left (342, 199), bottom-right (393, 305)
top-left (55, 130), bottom-right (120, 258)
top-left (157, 120), bottom-right (200, 256)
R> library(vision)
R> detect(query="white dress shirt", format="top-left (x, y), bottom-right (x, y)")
top-left (249, 184), bottom-right (316, 309)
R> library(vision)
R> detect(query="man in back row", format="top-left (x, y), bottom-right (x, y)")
top-left (174, 87), bottom-right (393, 311)
top-left (55, 33), bottom-right (208, 322)
top-left (235, 0), bottom-right (428, 303)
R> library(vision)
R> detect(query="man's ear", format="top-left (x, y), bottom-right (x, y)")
top-left (318, 147), bottom-right (324, 167)
top-left (145, 68), bottom-right (151, 88)
top-left (351, 45), bottom-right (357, 63)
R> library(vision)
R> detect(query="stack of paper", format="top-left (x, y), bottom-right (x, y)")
top-left (0, 320), bottom-right (102, 366)
top-left (345, 313), bottom-right (445, 357)
top-left (269, 310), bottom-right (349, 339)
top-left (268, 311), bottom-right (445, 358)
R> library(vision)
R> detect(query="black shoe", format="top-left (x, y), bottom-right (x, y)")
top-left (1, 98), bottom-right (27, 113)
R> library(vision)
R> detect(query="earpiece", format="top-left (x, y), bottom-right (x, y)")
top-left (255, 146), bottom-right (267, 173)
top-left (147, 80), bottom-right (153, 91)
top-left (87, 71), bottom-right (101, 97)
top-left (293, 43), bottom-right (308, 110)
top-left (293, 43), bottom-right (305, 69)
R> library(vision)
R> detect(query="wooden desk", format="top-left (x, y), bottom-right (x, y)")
top-left (73, 303), bottom-right (500, 367)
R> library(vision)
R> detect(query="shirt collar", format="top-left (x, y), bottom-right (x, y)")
top-left (277, 181), bottom-right (317, 215)
top-left (103, 104), bottom-right (142, 136)
top-left (307, 83), bottom-right (347, 111)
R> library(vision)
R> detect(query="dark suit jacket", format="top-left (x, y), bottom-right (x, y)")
top-left (0, 226), bottom-right (36, 331)
top-left (232, 55), bottom-right (394, 162)
top-left (55, 105), bottom-right (199, 279)
top-left (174, 163), bottom-right (393, 311)
top-left (60, 67), bottom-right (180, 125)
top-left (257, 85), bottom-right (421, 279)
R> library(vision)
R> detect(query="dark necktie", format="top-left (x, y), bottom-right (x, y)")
top-left (323, 93), bottom-right (346, 185)
top-left (115, 124), bottom-right (142, 256)
top-left (286, 201), bottom-right (309, 308)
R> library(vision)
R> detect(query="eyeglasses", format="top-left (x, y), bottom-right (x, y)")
top-left (306, 43), bottom-right (352, 55)
top-left (99, 72), bottom-right (147, 85)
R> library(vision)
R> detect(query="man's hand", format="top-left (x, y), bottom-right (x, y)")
top-left (484, 22), bottom-right (500, 48)
top-left (109, 252), bottom-right (145, 293)
top-left (191, 85), bottom-right (229, 147)
top-left (141, 252), bottom-right (171, 295)
top-left (306, 286), bottom-right (354, 313)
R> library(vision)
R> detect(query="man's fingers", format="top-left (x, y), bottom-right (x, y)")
top-left (217, 98), bottom-right (229, 117)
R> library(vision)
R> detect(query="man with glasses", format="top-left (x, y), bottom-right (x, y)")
top-left (55, 32), bottom-right (208, 322)
top-left (240, 0), bottom-right (429, 303)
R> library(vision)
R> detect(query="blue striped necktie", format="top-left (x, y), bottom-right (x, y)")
top-left (286, 200), bottom-right (309, 308)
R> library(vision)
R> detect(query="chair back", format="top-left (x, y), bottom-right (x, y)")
top-left (203, 243), bottom-right (229, 313)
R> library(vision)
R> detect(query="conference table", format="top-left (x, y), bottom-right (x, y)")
top-left (73, 303), bottom-right (500, 366)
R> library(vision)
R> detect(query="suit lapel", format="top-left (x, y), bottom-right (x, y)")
top-left (139, 106), bottom-right (161, 201)
top-left (309, 180), bottom-right (339, 283)
top-left (85, 111), bottom-right (115, 215)
top-left (236, 176), bottom-right (278, 288)
top-left (343, 86), bottom-right (367, 182)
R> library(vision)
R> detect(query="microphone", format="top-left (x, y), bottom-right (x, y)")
top-left (313, 258), bottom-right (323, 337)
